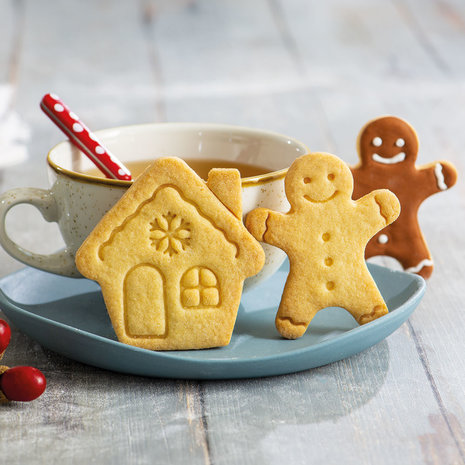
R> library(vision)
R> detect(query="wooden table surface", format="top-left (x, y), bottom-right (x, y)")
top-left (1, 1), bottom-right (464, 463)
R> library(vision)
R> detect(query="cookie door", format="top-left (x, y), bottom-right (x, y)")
top-left (124, 264), bottom-right (166, 337)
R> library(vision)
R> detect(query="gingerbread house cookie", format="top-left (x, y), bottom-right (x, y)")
top-left (351, 116), bottom-right (458, 278)
top-left (75, 158), bottom-right (265, 350)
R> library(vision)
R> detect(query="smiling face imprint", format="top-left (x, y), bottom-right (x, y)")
top-left (358, 116), bottom-right (419, 166)
top-left (302, 172), bottom-right (339, 203)
top-left (285, 153), bottom-right (353, 208)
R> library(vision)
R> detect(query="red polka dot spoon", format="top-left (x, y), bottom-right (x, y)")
top-left (40, 93), bottom-right (132, 181)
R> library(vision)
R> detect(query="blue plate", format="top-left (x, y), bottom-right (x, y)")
top-left (0, 262), bottom-right (425, 379)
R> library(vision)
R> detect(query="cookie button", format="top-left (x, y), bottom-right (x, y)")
top-left (377, 234), bottom-right (389, 244)
top-left (326, 281), bottom-right (335, 290)
top-left (322, 232), bottom-right (331, 242)
top-left (324, 257), bottom-right (333, 266)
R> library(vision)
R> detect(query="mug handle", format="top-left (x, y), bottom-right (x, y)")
top-left (0, 187), bottom-right (78, 277)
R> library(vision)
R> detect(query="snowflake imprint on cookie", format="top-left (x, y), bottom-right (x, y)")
top-left (150, 213), bottom-right (191, 256)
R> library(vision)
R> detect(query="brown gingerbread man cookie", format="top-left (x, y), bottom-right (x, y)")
top-left (246, 152), bottom-right (400, 339)
top-left (351, 116), bottom-right (458, 279)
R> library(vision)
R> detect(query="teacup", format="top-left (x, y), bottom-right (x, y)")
top-left (0, 123), bottom-right (308, 290)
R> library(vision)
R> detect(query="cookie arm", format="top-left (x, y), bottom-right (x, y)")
top-left (245, 208), bottom-right (287, 247)
top-left (418, 161), bottom-right (458, 197)
top-left (355, 189), bottom-right (401, 235)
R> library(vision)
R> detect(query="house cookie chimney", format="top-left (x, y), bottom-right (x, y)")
top-left (206, 169), bottom-right (242, 220)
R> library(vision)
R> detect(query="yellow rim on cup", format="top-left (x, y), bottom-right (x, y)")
top-left (46, 122), bottom-right (309, 187)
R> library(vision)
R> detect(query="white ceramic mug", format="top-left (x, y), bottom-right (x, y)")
top-left (0, 123), bottom-right (308, 290)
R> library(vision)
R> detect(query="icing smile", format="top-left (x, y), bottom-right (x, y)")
top-left (372, 152), bottom-right (406, 164)
top-left (304, 191), bottom-right (338, 203)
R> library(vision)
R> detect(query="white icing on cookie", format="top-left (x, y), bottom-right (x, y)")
top-left (372, 152), bottom-right (406, 164)
top-left (372, 137), bottom-right (382, 147)
top-left (378, 234), bottom-right (388, 244)
top-left (406, 259), bottom-right (433, 274)
top-left (434, 163), bottom-right (447, 190)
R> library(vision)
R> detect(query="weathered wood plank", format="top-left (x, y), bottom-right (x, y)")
top-left (372, 93), bottom-right (465, 462)
top-left (14, 0), bottom-right (159, 128)
top-left (0, 1), bottom-right (208, 463)
top-left (1, 0), bottom-right (465, 464)
top-left (201, 329), bottom-right (463, 465)
top-left (159, 3), bottom-right (465, 465)
top-left (0, 363), bottom-right (210, 464)
top-left (159, 1), bottom-right (465, 463)
top-left (278, 0), bottom-right (445, 80)
top-left (143, 0), bottom-right (301, 99)
top-left (0, 0), bottom-right (22, 84)
top-left (0, 0), bottom-right (165, 278)
top-left (392, 0), bottom-right (465, 75)
top-left (0, 0), bottom-right (30, 276)
top-left (313, 63), bottom-right (465, 465)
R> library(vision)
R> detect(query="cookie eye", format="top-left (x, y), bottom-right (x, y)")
top-left (304, 177), bottom-right (311, 184)
top-left (327, 173), bottom-right (335, 181)
top-left (372, 137), bottom-right (382, 147)
top-left (395, 138), bottom-right (405, 147)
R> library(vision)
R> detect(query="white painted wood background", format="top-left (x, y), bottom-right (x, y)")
top-left (0, 0), bottom-right (464, 464)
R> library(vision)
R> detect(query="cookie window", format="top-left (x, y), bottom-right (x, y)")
top-left (181, 267), bottom-right (220, 308)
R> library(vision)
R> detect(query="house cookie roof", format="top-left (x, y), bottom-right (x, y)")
top-left (76, 157), bottom-right (265, 281)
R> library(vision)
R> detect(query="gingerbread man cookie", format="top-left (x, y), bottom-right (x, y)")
top-left (351, 116), bottom-right (457, 279)
top-left (246, 152), bottom-right (400, 339)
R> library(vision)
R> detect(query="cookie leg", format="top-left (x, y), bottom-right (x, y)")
top-left (393, 240), bottom-right (433, 278)
top-left (348, 299), bottom-right (388, 325)
top-left (386, 230), bottom-right (433, 279)
top-left (275, 277), bottom-right (319, 339)
top-left (366, 222), bottom-right (434, 279)
top-left (416, 264), bottom-right (433, 279)
top-left (276, 311), bottom-right (318, 339)
top-left (401, 253), bottom-right (434, 279)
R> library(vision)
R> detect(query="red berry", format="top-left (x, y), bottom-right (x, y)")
top-left (0, 319), bottom-right (11, 353)
top-left (0, 366), bottom-right (46, 402)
